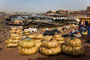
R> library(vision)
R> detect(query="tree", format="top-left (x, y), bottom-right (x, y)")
top-left (47, 10), bottom-right (53, 13)
top-left (56, 10), bottom-right (60, 14)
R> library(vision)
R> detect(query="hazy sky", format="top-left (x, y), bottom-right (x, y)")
top-left (0, 0), bottom-right (90, 12)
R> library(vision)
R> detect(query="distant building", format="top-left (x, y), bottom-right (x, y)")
top-left (87, 6), bottom-right (90, 17)
top-left (46, 10), bottom-right (56, 13)
top-left (87, 6), bottom-right (90, 12)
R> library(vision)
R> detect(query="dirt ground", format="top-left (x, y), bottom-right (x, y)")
top-left (0, 18), bottom-right (90, 60)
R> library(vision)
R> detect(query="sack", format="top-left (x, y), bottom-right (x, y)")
top-left (52, 29), bottom-right (61, 34)
top-left (43, 30), bottom-right (55, 36)
top-left (74, 34), bottom-right (82, 37)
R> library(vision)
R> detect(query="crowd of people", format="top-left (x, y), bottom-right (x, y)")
top-left (68, 20), bottom-right (90, 38)
top-left (79, 20), bottom-right (90, 36)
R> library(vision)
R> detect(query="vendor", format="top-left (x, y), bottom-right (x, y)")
top-left (88, 22), bottom-right (90, 35)
top-left (79, 20), bottom-right (88, 34)
top-left (85, 20), bottom-right (88, 28)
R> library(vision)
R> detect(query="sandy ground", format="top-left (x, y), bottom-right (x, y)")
top-left (0, 18), bottom-right (90, 60)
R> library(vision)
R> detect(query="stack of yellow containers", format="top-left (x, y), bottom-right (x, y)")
top-left (5, 26), bottom-right (23, 47)
top-left (62, 38), bottom-right (85, 56)
top-left (18, 40), bottom-right (39, 55)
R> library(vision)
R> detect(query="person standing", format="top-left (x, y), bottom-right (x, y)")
top-left (86, 21), bottom-right (90, 43)
top-left (85, 20), bottom-right (88, 29)
top-left (88, 21), bottom-right (90, 36)
top-left (80, 20), bottom-right (84, 33)
top-left (79, 20), bottom-right (81, 29)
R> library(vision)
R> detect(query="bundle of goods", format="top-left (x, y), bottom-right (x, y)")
top-left (29, 27), bottom-right (37, 33)
top-left (65, 25), bottom-right (71, 30)
top-left (28, 34), bottom-right (43, 47)
top-left (39, 39), bottom-right (61, 55)
top-left (72, 24), bottom-right (78, 27)
top-left (41, 28), bottom-right (52, 32)
top-left (82, 31), bottom-right (88, 35)
top-left (43, 28), bottom-right (61, 36)
top-left (62, 38), bottom-right (85, 56)
top-left (53, 34), bottom-right (65, 45)
top-left (5, 27), bottom-right (23, 47)
top-left (10, 26), bottom-right (23, 30)
top-left (28, 34), bottom-right (43, 39)
top-left (70, 24), bottom-right (73, 28)
top-left (18, 40), bottom-right (39, 55)
top-left (24, 28), bottom-right (43, 39)
top-left (23, 29), bottom-right (31, 41)
top-left (42, 36), bottom-right (53, 41)
top-left (62, 28), bottom-right (67, 31)
top-left (41, 28), bottom-right (46, 32)
top-left (24, 28), bottom-right (43, 48)
top-left (43, 30), bottom-right (55, 36)
top-left (57, 27), bottom-right (63, 33)
top-left (24, 29), bottom-right (30, 36)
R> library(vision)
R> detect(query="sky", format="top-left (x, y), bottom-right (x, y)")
top-left (0, 0), bottom-right (90, 13)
